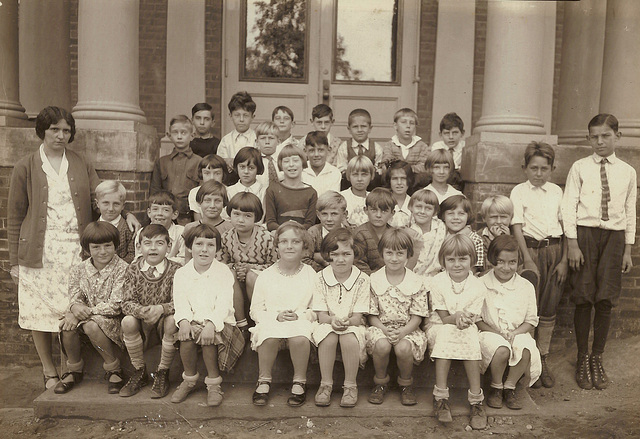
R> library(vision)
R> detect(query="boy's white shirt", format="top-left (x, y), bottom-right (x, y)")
top-left (140, 259), bottom-right (167, 275)
top-left (425, 183), bottom-right (463, 204)
top-left (431, 139), bottom-right (465, 170)
top-left (98, 215), bottom-right (123, 227)
top-left (188, 185), bottom-right (202, 215)
top-left (134, 223), bottom-right (185, 265)
top-left (301, 162), bottom-right (341, 197)
top-left (391, 135), bottom-right (422, 159)
top-left (510, 180), bottom-right (564, 241)
top-left (217, 129), bottom-right (257, 159)
top-left (340, 188), bottom-right (368, 227)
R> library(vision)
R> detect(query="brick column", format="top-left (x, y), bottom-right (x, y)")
top-left (0, 0), bottom-right (28, 123)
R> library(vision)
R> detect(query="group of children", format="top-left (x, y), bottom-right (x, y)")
top-left (54, 93), bottom-right (636, 431)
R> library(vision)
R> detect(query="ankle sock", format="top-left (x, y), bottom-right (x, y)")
top-left (433, 384), bottom-right (449, 400)
top-left (490, 382), bottom-right (504, 390)
top-left (291, 381), bottom-right (306, 395)
top-left (468, 388), bottom-right (484, 404)
top-left (256, 381), bottom-right (270, 393)
top-left (237, 319), bottom-right (248, 328)
top-left (205, 375), bottom-right (222, 386)
top-left (182, 372), bottom-right (199, 386)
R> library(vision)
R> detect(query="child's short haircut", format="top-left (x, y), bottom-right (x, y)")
top-left (139, 223), bottom-right (170, 245)
top-left (438, 195), bottom-right (473, 225)
top-left (277, 144), bottom-right (308, 171)
top-left (365, 187), bottom-right (396, 210)
top-left (439, 112), bottom-right (464, 132)
top-left (311, 104), bottom-right (334, 120)
top-left (272, 106), bottom-right (294, 121)
top-left (316, 191), bottom-right (347, 213)
top-left (198, 154), bottom-right (228, 179)
top-left (487, 234), bottom-right (522, 267)
top-left (523, 141), bottom-right (556, 167)
top-left (169, 114), bottom-right (194, 130)
top-left (184, 223), bottom-right (221, 250)
top-left (588, 113), bottom-right (619, 132)
top-left (409, 188), bottom-right (440, 215)
top-left (226, 192), bottom-right (264, 220)
top-left (348, 108), bottom-right (372, 126)
top-left (378, 228), bottom-right (414, 258)
top-left (191, 102), bottom-right (213, 117)
top-left (148, 190), bottom-right (178, 211)
top-left (228, 91), bottom-right (256, 114)
top-left (233, 146), bottom-right (265, 175)
top-left (394, 108), bottom-right (418, 124)
top-left (385, 160), bottom-right (415, 192)
top-left (255, 121), bottom-right (280, 137)
top-left (438, 234), bottom-right (477, 267)
top-left (480, 195), bottom-right (514, 220)
top-left (196, 180), bottom-right (229, 205)
top-left (425, 149), bottom-right (455, 171)
top-left (321, 227), bottom-right (364, 262)
top-left (80, 221), bottom-right (120, 254)
top-left (304, 131), bottom-right (329, 148)
top-left (274, 220), bottom-right (313, 251)
top-left (346, 155), bottom-right (375, 180)
top-left (95, 180), bottom-right (126, 203)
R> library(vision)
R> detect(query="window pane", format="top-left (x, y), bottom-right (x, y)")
top-left (334, 0), bottom-right (399, 82)
top-left (243, 0), bottom-right (307, 80)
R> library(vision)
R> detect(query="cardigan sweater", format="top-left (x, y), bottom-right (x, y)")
top-left (8, 148), bottom-right (100, 267)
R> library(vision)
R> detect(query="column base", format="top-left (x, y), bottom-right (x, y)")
top-left (0, 115), bottom-right (33, 128)
top-left (72, 101), bottom-right (147, 124)
top-left (474, 116), bottom-right (547, 135)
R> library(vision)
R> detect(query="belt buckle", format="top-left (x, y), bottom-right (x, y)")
top-left (540, 238), bottom-right (549, 248)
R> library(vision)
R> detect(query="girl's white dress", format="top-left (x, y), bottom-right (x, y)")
top-left (366, 268), bottom-right (429, 364)
top-left (426, 271), bottom-right (485, 360)
top-left (311, 266), bottom-right (370, 367)
top-left (249, 262), bottom-right (317, 350)
top-left (479, 270), bottom-right (542, 386)
top-left (409, 218), bottom-right (447, 284)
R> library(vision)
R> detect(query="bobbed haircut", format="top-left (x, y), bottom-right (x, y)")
top-left (438, 234), bottom-right (477, 267)
top-left (439, 112), bottom-right (464, 132)
top-left (347, 108), bottom-right (372, 126)
top-left (198, 154), bottom-right (228, 179)
top-left (226, 192), bottom-right (264, 220)
top-left (524, 141), bottom-right (555, 167)
top-left (438, 195), bottom-right (473, 225)
top-left (277, 144), bottom-right (308, 171)
top-left (95, 180), bottom-right (127, 203)
top-left (80, 221), bottom-right (120, 254)
top-left (394, 108), bottom-right (418, 124)
top-left (148, 190), bottom-right (178, 211)
top-left (365, 187), bottom-right (396, 210)
top-left (191, 102), bottom-right (213, 117)
top-left (377, 228), bottom-right (414, 258)
top-left (588, 113), bottom-right (619, 133)
top-left (480, 195), bottom-right (513, 220)
top-left (274, 221), bottom-right (314, 252)
top-left (409, 188), bottom-right (440, 215)
top-left (384, 160), bottom-right (415, 194)
top-left (228, 91), bottom-right (256, 114)
top-left (196, 179), bottom-right (228, 205)
top-left (255, 121), bottom-right (280, 137)
top-left (272, 105), bottom-right (294, 121)
top-left (346, 155), bottom-right (375, 180)
top-left (316, 190), bottom-right (347, 212)
top-left (311, 104), bottom-right (334, 120)
top-left (304, 131), bottom-right (329, 148)
top-left (233, 146), bottom-right (264, 175)
top-left (320, 227), bottom-right (365, 262)
top-left (35, 106), bottom-right (76, 143)
top-left (425, 149), bottom-right (455, 172)
top-left (138, 223), bottom-right (170, 245)
top-left (487, 234), bottom-right (522, 267)
top-left (168, 114), bottom-right (193, 130)
top-left (183, 223), bottom-right (221, 250)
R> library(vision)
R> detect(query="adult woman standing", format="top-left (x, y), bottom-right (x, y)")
top-left (7, 106), bottom-right (138, 390)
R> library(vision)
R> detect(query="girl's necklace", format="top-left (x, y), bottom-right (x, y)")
top-left (277, 261), bottom-right (303, 277)
top-left (450, 274), bottom-right (468, 295)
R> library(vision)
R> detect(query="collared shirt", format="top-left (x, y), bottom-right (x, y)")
top-left (217, 129), bottom-right (257, 162)
top-left (431, 139), bottom-right (465, 170)
top-left (510, 181), bottom-right (564, 241)
top-left (562, 153), bottom-right (637, 244)
top-left (381, 136), bottom-right (430, 174)
top-left (99, 215), bottom-right (123, 227)
top-left (389, 195), bottom-right (411, 228)
top-left (336, 138), bottom-right (383, 172)
top-left (425, 183), bottom-right (463, 204)
top-left (140, 259), bottom-right (167, 277)
top-left (227, 180), bottom-right (267, 204)
top-left (301, 162), bottom-right (342, 197)
top-left (150, 147), bottom-right (200, 214)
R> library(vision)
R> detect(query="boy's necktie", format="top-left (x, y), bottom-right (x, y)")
top-left (357, 144), bottom-right (364, 156)
top-left (266, 155), bottom-right (278, 185)
top-left (600, 158), bottom-right (610, 221)
top-left (148, 266), bottom-right (158, 278)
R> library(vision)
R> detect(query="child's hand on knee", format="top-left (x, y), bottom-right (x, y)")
top-left (331, 316), bottom-right (346, 332)
top-left (200, 322), bottom-right (216, 345)
top-left (178, 320), bottom-right (192, 342)
top-left (143, 305), bottom-right (164, 325)
top-left (387, 328), bottom-right (401, 344)
top-left (70, 303), bottom-right (91, 321)
top-left (236, 264), bottom-right (248, 282)
top-left (60, 312), bottom-right (80, 331)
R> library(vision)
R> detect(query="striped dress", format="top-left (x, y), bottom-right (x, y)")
top-left (219, 225), bottom-right (276, 272)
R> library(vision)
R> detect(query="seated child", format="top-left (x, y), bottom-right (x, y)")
top-left (306, 191), bottom-right (351, 271)
top-left (190, 102), bottom-right (221, 157)
top-left (226, 146), bottom-right (266, 213)
top-left (217, 91), bottom-right (257, 170)
top-left (439, 195), bottom-right (484, 273)
top-left (135, 191), bottom-right (185, 265)
top-left (431, 112), bottom-right (466, 191)
top-left (264, 144), bottom-right (318, 231)
top-left (340, 155), bottom-right (375, 227)
top-left (120, 224), bottom-right (182, 399)
top-left (424, 149), bottom-right (463, 204)
top-left (366, 229), bottom-right (429, 406)
top-left (354, 188), bottom-right (396, 275)
top-left (381, 108), bottom-right (430, 186)
top-left (249, 222), bottom-right (317, 407)
top-left (425, 234), bottom-right (487, 429)
top-left (477, 235), bottom-right (541, 410)
top-left (479, 195), bottom-right (513, 258)
top-left (273, 105), bottom-right (299, 148)
top-left (96, 180), bottom-right (135, 263)
top-left (220, 192), bottom-right (276, 336)
top-left (300, 104), bottom-right (342, 166)
top-left (184, 180), bottom-right (233, 263)
top-left (312, 228), bottom-right (370, 407)
top-left (150, 115), bottom-right (201, 225)
top-left (386, 160), bottom-right (415, 228)
top-left (171, 224), bottom-right (245, 406)
top-left (188, 154), bottom-right (228, 220)
top-left (302, 131), bottom-right (342, 197)
top-left (255, 121), bottom-right (284, 188)
top-left (56, 222), bottom-right (129, 394)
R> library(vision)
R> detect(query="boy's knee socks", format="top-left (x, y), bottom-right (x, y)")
top-left (536, 318), bottom-right (555, 356)
top-left (158, 336), bottom-right (177, 370)
top-left (592, 301), bottom-right (612, 355)
top-left (123, 333), bottom-right (145, 369)
top-left (574, 303), bottom-right (592, 355)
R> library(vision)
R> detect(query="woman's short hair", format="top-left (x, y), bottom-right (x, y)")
top-left (320, 227), bottom-right (365, 262)
top-left (377, 228), bottom-right (415, 258)
top-left (80, 221), bottom-right (120, 254)
top-left (487, 234), bottom-right (522, 266)
top-left (183, 223), bottom-right (221, 250)
top-left (274, 221), bottom-right (313, 252)
top-left (438, 234), bottom-right (477, 267)
top-left (95, 180), bottom-right (127, 203)
top-left (438, 195), bottom-right (473, 226)
top-left (277, 144), bottom-right (308, 171)
top-left (196, 180), bottom-right (228, 205)
top-left (226, 192), bottom-right (264, 220)
top-left (35, 106), bottom-right (76, 143)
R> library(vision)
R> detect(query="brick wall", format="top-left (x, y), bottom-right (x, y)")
top-left (415, 0), bottom-right (438, 141)
top-left (205, 0), bottom-right (224, 139)
top-left (470, 0), bottom-right (487, 131)
top-left (550, 1), bottom-right (565, 134)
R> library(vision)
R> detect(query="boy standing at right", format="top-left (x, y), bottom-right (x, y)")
top-left (217, 91), bottom-right (257, 169)
top-left (562, 114), bottom-right (636, 391)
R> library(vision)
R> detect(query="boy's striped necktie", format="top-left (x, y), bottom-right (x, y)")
top-left (600, 158), bottom-right (610, 221)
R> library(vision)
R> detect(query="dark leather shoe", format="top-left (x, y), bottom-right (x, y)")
top-left (504, 388), bottom-right (521, 410)
top-left (434, 398), bottom-right (452, 423)
top-left (252, 382), bottom-right (270, 406)
top-left (106, 370), bottom-right (125, 394)
top-left (590, 354), bottom-right (609, 390)
top-left (150, 368), bottom-right (170, 398)
top-left (119, 366), bottom-right (148, 397)
top-left (287, 382), bottom-right (307, 407)
top-left (487, 387), bottom-right (503, 408)
top-left (54, 371), bottom-right (83, 394)
top-left (540, 354), bottom-right (555, 388)
top-left (576, 353), bottom-right (593, 390)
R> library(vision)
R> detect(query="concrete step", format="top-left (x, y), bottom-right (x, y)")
top-left (34, 380), bottom-right (538, 421)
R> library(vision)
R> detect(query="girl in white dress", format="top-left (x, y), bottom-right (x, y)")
top-left (249, 221), bottom-right (317, 407)
top-left (425, 234), bottom-right (487, 430)
top-left (312, 228), bottom-right (370, 408)
top-left (477, 235), bottom-right (541, 410)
